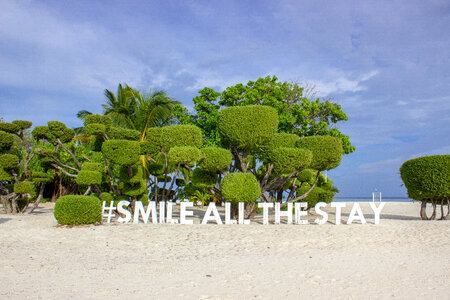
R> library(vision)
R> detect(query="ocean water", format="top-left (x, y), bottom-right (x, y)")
top-left (333, 197), bottom-right (415, 203)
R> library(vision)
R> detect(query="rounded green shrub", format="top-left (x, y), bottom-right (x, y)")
top-left (266, 133), bottom-right (300, 150)
top-left (0, 154), bottom-right (19, 169)
top-left (0, 131), bottom-right (14, 152)
top-left (400, 155), bottom-right (450, 201)
top-left (32, 171), bottom-right (54, 183)
top-left (47, 121), bottom-right (67, 138)
top-left (269, 147), bottom-right (312, 174)
top-left (121, 180), bottom-right (146, 196)
top-left (161, 125), bottom-right (203, 152)
top-left (85, 124), bottom-right (106, 136)
top-left (199, 147), bottom-right (232, 171)
top-left (60, 128), bottom-right (75, 143)
top-left (119, 165), bottom-right (143, 183)
top-left (102, 140), bottom-right (140, 165)
top-left (12, 120), bottom-right (32, 130)
top-left (82, 162), bottom-right (104, 172)
top-left (107, 127), bottom-right (140, 141)
top-left (0, 167), bottom-right (13, 181)
top-left (14, 181), bottom-right (35, 195)
top-left (0, 123), bottom-right (19, 133)
top-left (296, 186), bottom-right (334, 208)
top-left (298, 169), bottom-right (314, 183)
top-left (32, 126), bottom-right (51, 141)
top-left (140, 127), bottom-right (162, 155)
top-left (168, 146), bottom-right (202, 166)
top-left (76, 170), bottom-right (102, 186)
top-left (296, 136), bottom-right (343, 170)
top-left (218, 105), bottom-right (278, 151)
top-left (192, 168), bottom-right (217, 188)
top-left (220, 172), bottom-right (261, 204)
top-left (84, 114), bottom-right (112, 128)
top-left (54, 195), bottom-right (102, 225)
top-left (100, 192), bottom-right (114, 201)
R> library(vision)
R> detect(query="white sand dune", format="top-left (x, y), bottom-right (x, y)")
top-left (0, 202), bottom-right (449, 299)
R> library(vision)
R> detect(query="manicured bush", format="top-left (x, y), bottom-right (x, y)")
top-left (269, 147), bottom-right (312, 174)
top-left (0, 131), bottom-right (14, 152)
top-left (76, 170), bottom-right (102, 186)
top-left (400, 155), bottom-right (450, 201)
top-left (199, 147), bottom-right (232, 171)
top-left (84, 124), bottom-right (106, 136)
top-left (192, 168), bottom-right (217, 189)
top-left (168, 146), bottom-right (202, 166)
top-left (54, 195), bottom-right (102, 225)
top-left (298, 169), bottom-right (314, 183)
top-left (107, 127), bottom-right (140, 141)
top-left (32, 126), bottom-right (51, 141)
top-left (32, 171), bottom-right (54, 183)
top-left (0, 123), bottom-right (19, 133)
top-left (296, 186), bottom-right (334, 208)
top-left (296, 136), bottom-right (343, 170)
top-left (84, 114), bottom-right (112, 128)
top-left (59, 128), bottom-right (76, 143)
top-left (102, 140), bottom-right (140, 165)
top-left (119, 165), bottom-right (143, 183)
top-left (12, 120), bottom-right (32, 130)
top-left (121, 180), bottom-right (147, 196)
top-left (47, 121), bottom-right (67, 138)
top-left (266, 133), bottom-right (300, 150)
top-left (140, 127), bottom-right (162, 155)
top-left (0, 167), bottom-right (13, 181)
top-left (82, 162), bottom-right (104, 172)
top-left (161, 125), bottom-right (203, 152)
top-left (220, 172), bottom-right (261, 204)
top-left (14, 181), bottom-right (35, 195)
top-left (0, 154), bottom-right (19, 169)
top-left (218, 105), bottom-right (278, 151)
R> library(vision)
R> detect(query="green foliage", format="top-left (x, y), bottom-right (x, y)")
top-left (140, 127), bottom-right (162, 154)
top-left (85, 124), bottom-right (106, 136)
top-left (168, 146), bottom-right (202, 166)
top-left (54, 195), bottom-right (102, 225)
top-left (400, 155), bottom-right (450, 201)
top-left (32, 126), bottom-right (52, 141)
top-left (0, 154), bottom-right (19, 169)
top-left (218, 105), bottom-right (278, 151)
top-left (84, 114), bottom-right (112, 128)
top-left (82, 162), bottom-right (104, 172)
top-left (297, 185), bottom-right (334, 208)
top-left (298, 169), bottom-right (314, 183)
top-left (32, 171), bottom-right (55, 183)
top-left (12, 120), bottom-right (32, 130)
top-left (269, 148), bottom-right (312, 174)
top-left (47, 121), bottom-right (66, 138)
top-left (0, 122), bottom-right (19, 133)
top-left (107, 127), bottom-right (141, 141)
top-left (296, 136), bottom-right (343, 170)
top-left (119, 165), bottom-right (143, 183)
top-left (161, 125), bottom-right (203, 152)
top-left (192, 168), bottom-right (217, 189)
top-left (121, 180), bottom-right (146, 196)
top-left (76, 170), bottom-right (102, 186)
top-left (0, 131), bottom-right (14, 152)
top-left (60, 128), bottom-right (75, 143)
top-left (199, 147), bottom-right (232, 171)
top-left (102, 140), bottom-right (140, 165)
top-left (0, 167), bottom-right (13, 181)
top-left (13, 181), bottom-right (35, 196)
top-left (220, 172), bottom-right (261, 204)
top-left (266, 133), bottom-right (300, 150)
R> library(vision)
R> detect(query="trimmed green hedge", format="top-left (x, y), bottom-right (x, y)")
top-left (76, 170), bottom-right (102, 186)
top-left (0, 154), bottom-right (19, 169)
top-left (84, 114), bottom-right (112, 128)
top-left (298, 169), bottom-right (315, 183)
top-left (400, 155), bottom-right (450, 201)
top-left (161, 125), bottom-right (203, 152)
top-left (296, 136), bottom-right (343, 171)
top-left (82, 162), bottom-right (104, 172)
top-left (218, 105), bottom-right (278, 151)
top-left (102, 140), bottom-right (140, 165)
top-left (107, 127), bottom-right (141, 141)
top-left (0, 167), bottom-right (13, 181)
top-left (220, 172), bottom-right (261, 204)
top-left (85, 124), bottom-right (106, 136)
top-left (32, 126), bottom-right (52, 141)
top-left (266, 132), bottom-right (300, 150)
top-left (192, 168), bottom-right (217, 188)
top-left (0, 131), bottom-right (14, 152)
top-left (269, 147), bottom-right (312, 174)
top-left (0, 123), bottom-right (19, 133)
top-left (199, 147), bottom-right (232, 171)
top-left (140, 127), bottom-right (162, 155)
top-left (54, 195), bottom-right (102, 225)
top-left (14, 181), bottom-right (35, 195)
top-left (168, 146), bottom-right (202, 166)
top-left (296, 185), bottom-right (334, 208)
top-left (12, 120), bottom-right (32, 130)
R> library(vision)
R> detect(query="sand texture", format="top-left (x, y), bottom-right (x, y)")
top-left (0, 202), bottom-right (449, 299)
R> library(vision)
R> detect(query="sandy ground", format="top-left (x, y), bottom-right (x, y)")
top-left (0, 202), bottom-right (449, 299)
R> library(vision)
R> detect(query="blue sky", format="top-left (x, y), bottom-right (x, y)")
top-left (1, 0), bottom-right (449, 197)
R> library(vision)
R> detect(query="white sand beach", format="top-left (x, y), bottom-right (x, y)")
top-left (0, 202), bottom-right (449, 299)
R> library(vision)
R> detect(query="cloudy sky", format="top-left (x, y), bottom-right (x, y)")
top-left (1, 0), bottom-right (449, 197)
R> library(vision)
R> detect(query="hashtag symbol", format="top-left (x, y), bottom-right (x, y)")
top-left (102, 201), bottom-right (116, 223)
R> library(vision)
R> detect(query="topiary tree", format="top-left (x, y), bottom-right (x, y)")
top-left (400, 155), bottom-right (450, 220)
top-left (54, 195), bottom-right (102, 225)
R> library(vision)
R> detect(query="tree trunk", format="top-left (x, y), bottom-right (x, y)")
top-left (244, 202), bottom-right (257, 219)
top-left (27, 183), bottom-right (45, 214)
top-left (420, 200), bottom-right (429, 220)
top-left (430, 199), bottom-right (437, 220)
